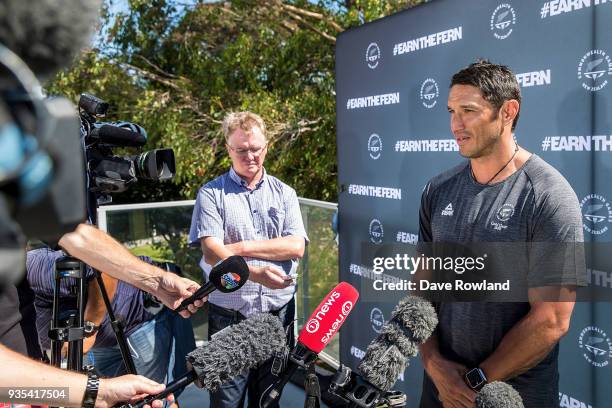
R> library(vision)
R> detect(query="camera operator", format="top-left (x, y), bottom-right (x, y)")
top-left (0, 1), bottom-right (203, 406)
top-left (26, 246), bottom-right (196, 408)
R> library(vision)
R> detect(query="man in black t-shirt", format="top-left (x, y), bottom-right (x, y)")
top-left (417, 61), bottom-right (585, 408)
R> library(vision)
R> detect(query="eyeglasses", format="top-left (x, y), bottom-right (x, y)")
top-left (226, 143), bottom-right (267, 157)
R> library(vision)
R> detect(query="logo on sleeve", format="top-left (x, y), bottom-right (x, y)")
top-left (441, 203), bottom-right (454, 216)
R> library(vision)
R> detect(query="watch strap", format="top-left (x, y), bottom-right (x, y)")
top-left (81, 369), bottom-right (99, 408)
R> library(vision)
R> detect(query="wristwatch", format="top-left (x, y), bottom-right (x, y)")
top-left (83, 321), bottom-right (99, 338)
top-left (81, 369), bottom-right (100, 408)
top-left (464, 367), bottom-right (487, 391)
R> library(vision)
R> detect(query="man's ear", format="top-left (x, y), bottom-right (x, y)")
top-left (501, 99), bottom-right (519, 128)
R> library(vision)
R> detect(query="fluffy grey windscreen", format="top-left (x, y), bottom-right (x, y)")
top-left (390, 295), bottom-right (438, 344)
top-left (476, 381), bottom-right (524, 408)
top-left (0, 0), bottom-right (101, 78)
top-left (187, 313), bottom-right (287, 391)
top-left (358, 339), bottom-right (407, 392)
top-left (358, 296), bottom-right (438, 392)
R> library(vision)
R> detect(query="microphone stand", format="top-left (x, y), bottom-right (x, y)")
top-left (261, 343), bottom-right (318, 408)
top-left (328, 365), bottom-right (407, 408)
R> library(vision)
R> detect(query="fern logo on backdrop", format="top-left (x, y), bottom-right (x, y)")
top-left (490, 4), bottom-right (516, 40)
top-left (578, 326), bottom-right (612, 368)
top-left (420, 78), bottom-right (439, 109)
top-left (578, 50), bottom-right (612, 92)
top-left (369, 219), bottom-right (384, 244)
top-left (580, 194), bottom-right (612, 235)
top-left (366, 42), bottom-right (381, 69)
top-left (370, 307), bottom-right (385, 333)
top-left (367, 133), bottom-right (382, 160)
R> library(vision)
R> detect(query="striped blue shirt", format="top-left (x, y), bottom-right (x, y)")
top-left (26, 248), bottom-right (153, 349)
top-left (188, 167), bottom-right (308, 316)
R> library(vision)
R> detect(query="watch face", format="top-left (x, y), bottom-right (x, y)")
top-left (465, 368), bottom-right (484, 388)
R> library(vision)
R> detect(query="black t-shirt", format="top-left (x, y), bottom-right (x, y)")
top-left (418, 155), bottom-right (585, 408)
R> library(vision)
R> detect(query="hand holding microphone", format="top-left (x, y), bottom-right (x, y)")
top-left (175, 255), bottom-right (249, 313)
top-left (260, 281), bottom-right (359, 408)
top-left (116, 312), bottom-right (287, 408)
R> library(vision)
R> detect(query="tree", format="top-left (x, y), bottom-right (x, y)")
top-left (47, 0), bottom-right (424, 203)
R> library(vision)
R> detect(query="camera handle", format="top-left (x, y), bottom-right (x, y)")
top-left (49, 256), bottom-right (137, 375)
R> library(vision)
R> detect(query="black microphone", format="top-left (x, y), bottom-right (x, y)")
top-left (89, 124), bottom-right (147, 147)
top-left (117, 313), bottom-right (287, 408)
top-left (330, 296), bottom-right (438, 407)
top-left (0, 0), bottom-right (100, 79)
top-left (476, 382), bottom-right (524, 408)
top-left (175, 255), bottom-right (249, 313)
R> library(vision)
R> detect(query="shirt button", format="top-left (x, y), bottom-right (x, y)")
top-left (253, 210), bottom-right (257, 213)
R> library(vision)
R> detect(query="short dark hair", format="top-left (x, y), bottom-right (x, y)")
top-left (451, 60), bottom-right (521, 130)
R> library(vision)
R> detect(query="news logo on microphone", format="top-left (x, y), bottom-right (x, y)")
top-left (220, 272), bottom-right (242, 290)
top-left (299, 281), bottom-right (358, 351)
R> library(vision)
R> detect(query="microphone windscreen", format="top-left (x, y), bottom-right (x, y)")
top-left (298, 281), bottom-right (359, 354)
top-left (389, 295), bottom-right (438, 344)
top-left (357, 296), bottom-right (438, 392)
top-left (187, 313), bottom-right (286, 391)
top-left (208, 255), bottom-right (249, 293)
top-left (476, 382), bottom-right (524, 408)
top-left (358, 339), bottom-right (407, 392)
top-left (0, 0), bottom-right (101, 79)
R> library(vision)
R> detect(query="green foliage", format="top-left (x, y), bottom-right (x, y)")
top-left (47, 0), bottom-right (423, 203)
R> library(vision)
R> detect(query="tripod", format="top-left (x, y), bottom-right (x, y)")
top-left (48, 190), bottom-right (139, 374)
top-left (48, 254), bottom-right (137, 374)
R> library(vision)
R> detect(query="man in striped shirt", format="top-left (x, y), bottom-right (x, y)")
top-left (189, 111), bottom-right (308, 408)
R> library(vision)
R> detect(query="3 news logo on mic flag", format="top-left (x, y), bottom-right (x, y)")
top-left (301, 281), bottom-right (358, 352)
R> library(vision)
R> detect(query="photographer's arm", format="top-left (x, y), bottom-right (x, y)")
top-left (0, 344), bottom-right (169, 408)
top-left (59, 223), bottom-right (204, 317)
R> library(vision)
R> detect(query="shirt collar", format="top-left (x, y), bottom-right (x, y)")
top-left (229, 166), bottom-right (267, 189)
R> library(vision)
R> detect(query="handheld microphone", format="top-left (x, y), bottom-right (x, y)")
top-left (261, 281), bottom-right (359, 408)
top-left (331, 295), bottom-right (437, 407)
top-left (175, 255), bottom-right (249, 313)
top-left (117, 313), bottom-right (286, 408)
top-left (476, 382), bottom-right (524, 408)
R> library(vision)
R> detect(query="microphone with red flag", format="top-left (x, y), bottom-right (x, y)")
top-left (260, 281), bottom-right (359, 408)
